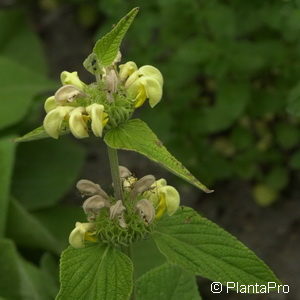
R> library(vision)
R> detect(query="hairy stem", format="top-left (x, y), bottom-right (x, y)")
top-left (107, 146), bottom-right (123, 201)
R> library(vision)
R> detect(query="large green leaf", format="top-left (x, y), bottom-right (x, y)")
top-left (93, 7), bottom-right (139, 66)
top-left (0, 137), bottom-right (15, 236)
top-left (57, 245), bottom-right (133, 300)
top-left (0, 57), bottom-right (52, 130)
top-left (104, 119), bottom-right (212, 192)
top-left (0, 238), bottom-right (53, 300)
top-left (6, 198), bottom-right (61, 253)
top-left (12, 138), bottom-right (85, 210)
top-left (136, 263), bottom-right (201, 300)
top-left (153, 207), bottom-right (280, 289)
top-left (132, 237), bottom-right (166, 279)
top-left (40, 253), bottom-right (59, 298)
top-left (0, 10), bottom-right (47, 73)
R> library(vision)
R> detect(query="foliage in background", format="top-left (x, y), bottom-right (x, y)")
top-left (90, 0), bottom-right (300, 206)
top-left (0, 9), bottom-right (86, 299)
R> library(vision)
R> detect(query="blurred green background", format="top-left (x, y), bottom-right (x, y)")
top-left (1, 0), bottom-right (300, 299)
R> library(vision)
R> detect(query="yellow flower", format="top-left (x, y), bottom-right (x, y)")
top-left (54, 85), bottom-right (85, 103)
top-left (119, 61), bottom-right (138, 81)
top-left (43, 106), bottom-right (74, 139)
top-left (69, 107), bottom-right (89, 139)
top-left (145, 179), bottom-right (180, 218)
top-left (44, 96), bottom-right (57, 113)
top-left (86, 104), bottom-right (109, 137)
top-left (68, 222), bottom-right (96, 249)
top-left (124, 65), bottom-right (163, 108)
top-left (60, 71), bottom-right (86, 89)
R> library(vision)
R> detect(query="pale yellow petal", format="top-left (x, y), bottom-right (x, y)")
top-left (125, 70), bottom-right (139, 88)
top-left (160, 186), bottom-right (180, 216)
top-left (140, 77), bottom-right (162, 107)
top-left (119, 61), bottom-right (138, 81)
top-left (138, 65), bottom-right (163, 86)
top-left (86, 103), bottom-right (106, 137)
top-left (43, 106), bottom-right (73, 139)
top-left (44, 96), bottom-right (57, 113)
top-left (69, 107), bottom-right (89, 139)
top-left (60, 71), bottom-right (86, 89)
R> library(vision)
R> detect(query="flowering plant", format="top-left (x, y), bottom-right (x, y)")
top-left (17, 8), bottom-right (280, 300)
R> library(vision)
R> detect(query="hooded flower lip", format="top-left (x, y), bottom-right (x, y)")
top-left (60, 71), bottom-right (86, 89)
top-left (43, 106), bottom-right (74, 139)
top-left (44, 96), bottom-right (57, 113)
top-left (69, 107), bottom-right (89, 139)
top-left (83, 195), bottom-right (110, 221)
top-left (144, 178), bottom-right (180, 218)
top-left (119, 61), bottom-right (138, 81)
top-left (110, 200), bottom-right (127, 228)
top-left (136, 199), bottom-right (155, 224)
top-left (86, 103), bottom-right (109, 137)
top-left (54, 85), bottom-right (86, 103)
top-left (68, 222), bottom-right (96, 249)
top-left (122, 63), bottom-right (163, 108)
top-left (76, 179), bottom-right (109, 199)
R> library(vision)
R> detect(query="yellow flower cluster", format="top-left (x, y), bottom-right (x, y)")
top-left (43, 72), bottom-right (108, 139)
top-left (119, 62), bottom-right (163, 108)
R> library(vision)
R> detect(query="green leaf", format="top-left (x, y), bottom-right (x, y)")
top-left (153, 207), bottom-right (280, 289)
top-left (136, 263), bottom-right (201, 300)
top-left (0, 56), bottom-right (52, 130)
top-left (40, 253), bottom-right (59, 298)
top-left (12, 138), bottom-right (85, 211)
top-left (57, 245), bottom-right (133, 300)
top-left (0, 238), bottom-right (53, 300)
top-left (0, 10), bottom-right (47, 73)
top-left (15, 126), bottom-right (70, 143)
top-left (15, 126), bottom-right (50, 143)
top-left (104, 119), bottom-right (212, 193)
top-left (132, 237), bottom-right (166, 279)
top-left (6, 198), bottom-right (61, 253)
top-left (0, 136), bottom-right (15, 236)
top-left (93, 7), bottom-right (139, 67)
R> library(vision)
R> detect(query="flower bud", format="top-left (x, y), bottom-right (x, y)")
top-left (83, 195), bottom-right (110, 220)
top-left (119, 166), bottom-right (132, 179)
top-left (60, 71), bottom-right (86, 89)
top-left (104, 68), bottom-right (119, 94)
top-left (69, 107), bottom-right (89, 139)
top-left (119, 61), bottom-right (138, 81)
top-left (86, 104), bottom-right (109, 137)
top-left (131, 175), bottom-right (156, 198)
top-left (110, 200), bottom-right (126, 219)
top-left (54, 85), bottom-right (85, 103)
top-left (76, 179), bottom-right (108, 199)
top-left (43, 106), bottom-right (74, 139)
top-left (109, 200), bottom-right (127, 228)
top-left (44, 96), bottom-right (57, 113)
top-left (136, 199), bottom-right (155, 224)
top-left (68, 222), bottom-right (96, 249)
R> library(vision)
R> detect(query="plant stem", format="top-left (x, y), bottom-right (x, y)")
top-left (107, 146), bottom-right (123, 201)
